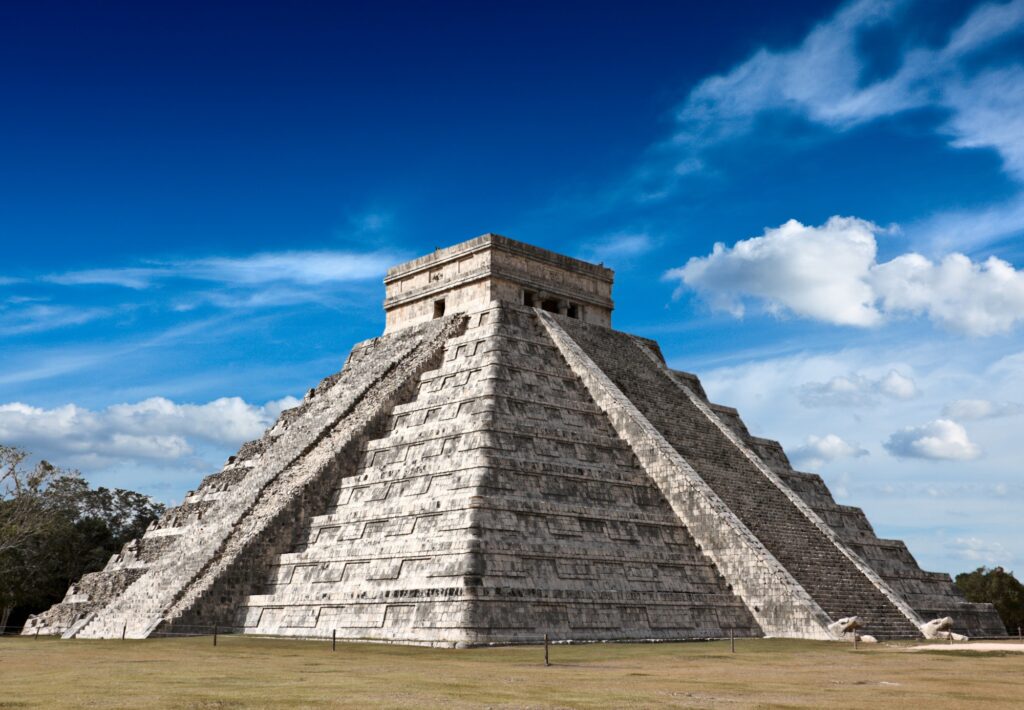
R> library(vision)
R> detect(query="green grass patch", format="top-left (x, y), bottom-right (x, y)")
top-left (1, 635), bottom-right (1021, 708)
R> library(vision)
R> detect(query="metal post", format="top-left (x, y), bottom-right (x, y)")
top-left (1018, 625), bottom-right (1021, 643)
top-left (213, 624), bottom-right (218, 647)
top-left (121, 622), bottom-right (127, 641)
top-left (949, 630), bottom-right (954, 645)
top-left (730, 628), bottom-right (735, 653)
top-left (544, 633), bottom-right (550, 667)
top-left (853, 630), bottom-right (858, 650)
top-left (35, 627), bottom-right (40, 640)
top-left (332, 629), bottom-right (337, 652)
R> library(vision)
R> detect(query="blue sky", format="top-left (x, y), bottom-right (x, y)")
top-left (2, 0), bottom-right (1023, 576)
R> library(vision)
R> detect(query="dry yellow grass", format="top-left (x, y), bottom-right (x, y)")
top-left (2, 635), bottom-right (1021, 708)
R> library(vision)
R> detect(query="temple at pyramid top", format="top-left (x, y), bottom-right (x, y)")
top-left (383, 233), bottom-right (615, 332)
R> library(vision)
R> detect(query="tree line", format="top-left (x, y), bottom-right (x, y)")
top-left (0, 444), bottom-right (165, 632)
top-left (956, 566), bottom-right (1024, 635)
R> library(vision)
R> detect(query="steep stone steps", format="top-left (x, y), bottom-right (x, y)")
top-left (555, 316), bottom-right (921, 639)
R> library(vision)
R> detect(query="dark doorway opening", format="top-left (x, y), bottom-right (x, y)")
top-left (567, 303), bottom-right (579, 319)
top-left (541, 299), bottom-right (559, 314)
top-left (433, 299), bottom-right (446, 318)
top-left (523, 290), bottom-right (536, 307)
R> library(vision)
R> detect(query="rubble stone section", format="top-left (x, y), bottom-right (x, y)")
top-left (554, 315), bottom-right (923, 640)
top-left (237, 303), bottom-right (760, 645)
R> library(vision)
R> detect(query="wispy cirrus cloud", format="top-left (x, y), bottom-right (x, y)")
top-left (45, 249), bottom-right (400, 290)
top-left (942, 398), bottom-right (1023, 420)
top-left (790, 433), bottom-right (869, 469)
top-left (579, 233), bottom-right (654, 264)
top-left (646, 0), bottom-right (1024, 187)
top-left (0, 304), bottom-right (114, 336)
top-left (634, 0), bottom-right (1024, 253)
top-left (798, 368), bottom-right (918, 407)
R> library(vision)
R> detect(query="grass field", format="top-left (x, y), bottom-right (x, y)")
top-left (2, 635), bottom-right (1022, 708)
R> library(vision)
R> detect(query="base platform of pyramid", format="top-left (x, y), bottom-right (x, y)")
top-left (24, 234), bottom-right (1005, 645)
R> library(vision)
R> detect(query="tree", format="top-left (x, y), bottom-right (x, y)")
top-left (0, 444), bottom-right (165, 632)
top-left (0, 445), bottom-right (67, 631)
top-left (955, 566), bottom-right (1024, 634)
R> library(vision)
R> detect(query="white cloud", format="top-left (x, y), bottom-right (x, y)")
top-left (872, 252), bottom-right (1024, 336)
top-left (182, 251), bottom-right (395, 286)
top-left (953, 536), bottom-right (1008, 564)
top-left (0, 304), bottom-right (113, 336)
top-left (884, 418), bottom-right (981, 460)
top-left (691, 339), bottom-right (1024, 573)
top-left (667, 216), bottom-right (882, 326)
top-left (798, 369), bottom-right (918, 407)
top-left (877, 370), bottom-right (918, 399)
top-left (667, 216), bottom-right (1024, 336)
top-left (941, 65), bottom-right (1024, 180)
top-left (45, 268), bottom-right (160, 289)
top-left (790, 433), bottom-right (869, 469)
top-left (664, 0), bottom-right (1024, 181)
top-left (0, 395), bottom-right (300, 465)
top-left (45, 250), bottom-right (398, 290)
top-left (581, 233), bottom-right (654, 263)
top-left (639, 0), bottom-right (1024, 261)
top-left (943, 398), bottom-right (1023, 420)
top-left (908, 193), bottom-right (1024, 257)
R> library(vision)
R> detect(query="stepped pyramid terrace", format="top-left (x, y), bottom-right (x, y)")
top-left (24, 234), bottom-right (1005, 645)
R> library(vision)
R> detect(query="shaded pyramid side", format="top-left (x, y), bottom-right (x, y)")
top-left (24, 315), bottom-right (466, 638)
top-left (734, 431), bottom-right (1005, 636)
top-left (549, 313), bottom-right (923, 639)
top-left (636, 361), bottom-right (1003, 636)
top-left (237, 302), bottom-right (760, 645)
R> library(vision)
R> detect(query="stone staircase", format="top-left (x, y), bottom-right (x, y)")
top-left (70, 315), bottom-right (463, 638)
top-left (555, 316), bottom-right (922, 640)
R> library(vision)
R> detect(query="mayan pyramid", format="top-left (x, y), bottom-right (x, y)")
top-left (25, 234), bottom-right (1004, 644)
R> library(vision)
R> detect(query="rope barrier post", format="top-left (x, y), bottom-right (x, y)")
top-left (35, 627), bottom-right (40, 640)
top-left (332, 629), bottom-right (337, 652)
top-left (730, 628), bottom-right (735, 654)
top-left (949, 629), bottom-right (953, 645)
top-left (544, 633), bottom-right (550, 667)
top-left (853, 630), bottom-right (858, 650)
top-left (121, 622), bottom-right (127, 641)
top-left (1018, 625), bottom-right (1021, 643)
top-left (214, 624), bottom-right (218, 647)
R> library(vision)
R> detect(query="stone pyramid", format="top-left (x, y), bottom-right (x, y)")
top-left (25, 234), bottom-right (1004, 644)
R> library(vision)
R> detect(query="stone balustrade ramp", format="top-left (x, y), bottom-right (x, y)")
top-left (551, 314), bottom-right (923, 640)
top-left (56, 315), bottom-right (466, 639)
